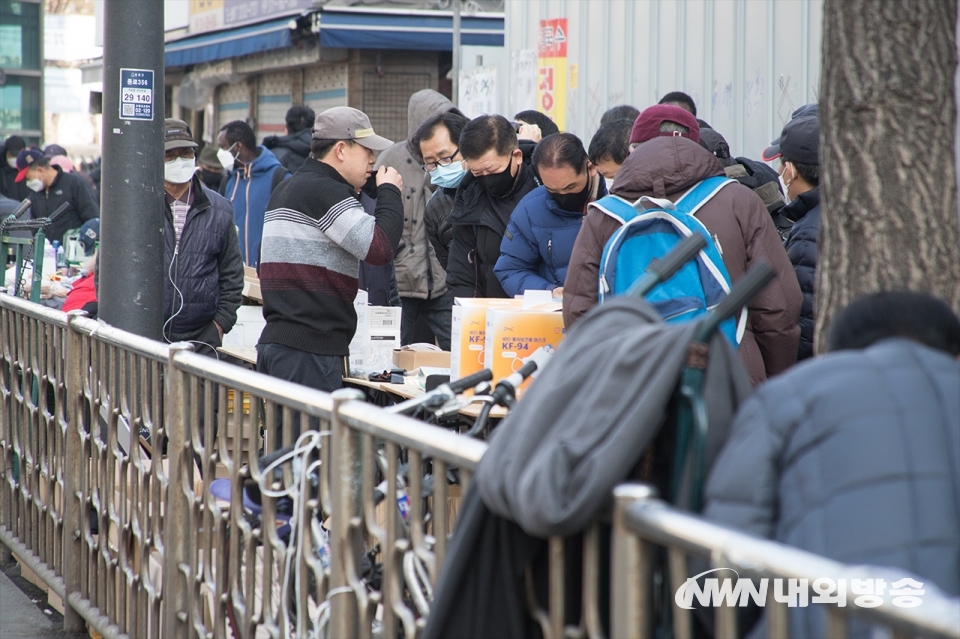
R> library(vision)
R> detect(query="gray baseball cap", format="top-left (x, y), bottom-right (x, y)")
top-left (312, 107), bottom-right (393, 151)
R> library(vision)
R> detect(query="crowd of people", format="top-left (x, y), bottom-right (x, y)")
top-left (2, 88), bottom-right (957, 634)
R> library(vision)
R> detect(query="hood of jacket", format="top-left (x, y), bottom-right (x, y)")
top-left (781, 185), bottom-right (821, 223)
top-left (271, 128), bottom-right (312, 157)
top-left (233, 145), bottom-right (282, 179)
top-left (610, 136), bottom-right (726, 201)
top-left (406, 89), bottom-right (462, 140)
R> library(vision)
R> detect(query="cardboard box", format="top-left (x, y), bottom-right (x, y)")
top-left (392, 346), bottom-right (451, 371)
top-left (484, 302), bottom-right (565, 398)
top-left (348, 290), bottom-right (402, 375)
top-left (242, 266), bottom-right (262, 302)
top-left (450, 298), bottom-right (522, 381)
top-left (221, 305), bottom-right (266, 349)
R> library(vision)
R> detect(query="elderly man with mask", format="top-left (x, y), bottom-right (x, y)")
top-left (162, 118), bottom-right (243, 355)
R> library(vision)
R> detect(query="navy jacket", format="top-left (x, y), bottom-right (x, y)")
top-left (221, 146), bottom-right (288, 266)
top-left (782, 187), bottom-right (820, 360)
top-left (163, 175), bottom-right (244, 342)
top-left (494, 182), bottom-right (606, 296)
top-left (705, 339), bottom-right (960, 637)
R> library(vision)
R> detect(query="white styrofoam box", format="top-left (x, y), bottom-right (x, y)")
top-left (349, 290), bottom-right (370, 373)
top-left (348, 288), bottom-right (401, 376)
top-left (221, 305), bottom-right (266, 348)
top-left (365, 306), bottom-right (401, 373)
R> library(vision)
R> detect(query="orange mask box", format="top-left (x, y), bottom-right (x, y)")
top-left (484, 303), bottom-right (565, 398)
top-left (450, 298), bottom-right (523, 381)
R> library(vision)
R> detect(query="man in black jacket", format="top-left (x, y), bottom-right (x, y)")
top-left (763, 114), bottom-right (821, 360)
top-left (446, 115), bottom-right (540, 298)
top-left (1, 135), bottom-right (30, 202)
top-left (262, 105), bottom-right (315, 174)
top-left (257, 107), bottom-right (403, 393)
top-left (15, 148), bottom-right (99, 244)
top-left (161, 119), bottom-right (243, 355)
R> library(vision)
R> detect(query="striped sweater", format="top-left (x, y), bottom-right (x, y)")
top-left (258, 159), bottom-right (403, 355)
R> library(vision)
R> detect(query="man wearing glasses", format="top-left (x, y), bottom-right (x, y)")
top-left (162, 118), bottom-right (244, 355)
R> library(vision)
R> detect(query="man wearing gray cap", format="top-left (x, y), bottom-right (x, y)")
top-left (257, 106), bottom-right (404, 393)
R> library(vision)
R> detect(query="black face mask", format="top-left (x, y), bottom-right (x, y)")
top-left (479, 158), bottom-right (518, 198)
top-left (551, 174), bottom-right (593, 212)
top-left (199, 169), bottom-right (222, 190)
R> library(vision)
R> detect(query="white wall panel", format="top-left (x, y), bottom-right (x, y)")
top-left (505, 0), bottom-right (822, 159)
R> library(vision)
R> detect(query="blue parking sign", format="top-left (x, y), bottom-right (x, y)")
top-left (120, 68), bottom-right (154, 121)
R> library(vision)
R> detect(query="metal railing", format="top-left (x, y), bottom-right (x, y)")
top-left (611, 484), bottom-right (960, 639)
top-left (0, 292), bottom-right (493, 638)
top-left (4, 291), bottom-right (958, 639)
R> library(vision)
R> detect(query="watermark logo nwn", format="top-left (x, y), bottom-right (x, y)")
top-left (675, 568), bottom-right (925, 609)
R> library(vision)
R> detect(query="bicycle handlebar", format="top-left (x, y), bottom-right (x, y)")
top-left (448, 368), bottom-right (493, 394)
top-left (695, 262), bottom-right (776, 343)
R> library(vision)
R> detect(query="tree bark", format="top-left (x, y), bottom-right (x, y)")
top-left (818, 0), bottom-right (960, 351)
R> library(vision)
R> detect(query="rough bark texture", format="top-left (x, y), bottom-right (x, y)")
top-left (818, 0), bottom-right (960, 351)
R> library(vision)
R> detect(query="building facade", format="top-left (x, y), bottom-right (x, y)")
top-left (0, 0), bottom-right (44, 145)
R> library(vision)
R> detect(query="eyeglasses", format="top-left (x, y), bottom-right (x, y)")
top-left (165, 148), bottom-right (196, 161)
top-left (421, 148), bottom-right (460, 172)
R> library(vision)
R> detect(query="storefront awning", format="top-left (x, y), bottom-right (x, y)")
top-left (318, 8), bottom-right (504, 51)
top-left (165, 17), bottom-right (294, 67)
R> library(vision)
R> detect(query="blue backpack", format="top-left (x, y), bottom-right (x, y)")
top-left (594, 176), bottom-right (744, 347)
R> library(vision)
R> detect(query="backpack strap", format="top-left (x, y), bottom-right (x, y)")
top-left (591, 194), bottom-right (641, 224)
top-left (673, 176), bottom-right (735, 218)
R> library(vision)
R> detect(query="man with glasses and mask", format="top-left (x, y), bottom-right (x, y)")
top-left (445, 114), bottom-right (541, 298)
top-left (162, 118), bottom-right (243, 355)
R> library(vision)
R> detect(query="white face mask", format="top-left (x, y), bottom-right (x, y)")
top-left (26, 178), bottom-right (44, 192)
top-left (165, 157), bottom-right (197, 184)
top-left (7, 155), bottom-right (17, 169)
top-left (217, 144), bottom-right (237, 171)
top-left (778, 164), bottom-right (793, 205)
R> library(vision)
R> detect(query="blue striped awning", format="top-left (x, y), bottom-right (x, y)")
top-left (318, 8), bottom-right (504, 51)
top-left (165, 17), bottom-right (294, 67)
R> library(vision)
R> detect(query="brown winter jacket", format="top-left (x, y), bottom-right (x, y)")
top-left (562, 136), bottom-right (802, 384)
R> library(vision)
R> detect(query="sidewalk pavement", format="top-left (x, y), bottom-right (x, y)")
top-left (0, 560), bottom-right (88, 639)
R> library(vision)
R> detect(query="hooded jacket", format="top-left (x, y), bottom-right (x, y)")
top-left (494, 178), bottom-right (607, 296)
top-left (221, 145), bottom-right (288, 266)
top-left (26, 166), bottom-right (100, 244)
top-left (445, 157), bottom-right (540, 299)
top-left (563, 136), bottom-right (802, 385)
top-left (704, 339), bottom-right (960, 637)
top-left (163, 174), bottom-right (243, 342)
top-left (263, 127), bottom-right (312, 174)
top-left (781, 186), bottom-right (821, 360)
top-left (375, 89), bottom-right (462, 300)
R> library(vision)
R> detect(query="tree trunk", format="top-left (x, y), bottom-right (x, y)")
top-left (817, 0), bottom-right (960, 351)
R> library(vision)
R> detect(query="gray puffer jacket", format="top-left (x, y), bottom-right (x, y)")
top-left (375, 89), bottom-right (463, 300)
top-left (705, 338), bottom-right (960, 636)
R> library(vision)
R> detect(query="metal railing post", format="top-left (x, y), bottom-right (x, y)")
top-left (162, 344), bottom-right (193, 639)
top-left (61, 311), bottom-right (86, 631)
top-left (611, 483), bottom-right (657, 639)
top-left (330, 388), bottom-right (364, 638)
